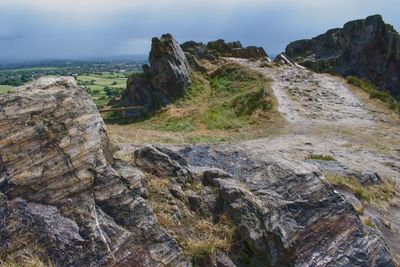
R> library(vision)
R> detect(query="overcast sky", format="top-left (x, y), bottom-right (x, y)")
top-left (0, 0), bottom-right (399, 60)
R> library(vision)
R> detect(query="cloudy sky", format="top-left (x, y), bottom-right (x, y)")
top-left (0, 0), bottom-right (399, 60)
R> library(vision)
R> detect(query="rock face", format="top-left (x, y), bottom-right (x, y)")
top-left (181, 39), bottom-right (268, 61)
top-left (133, 145), bottom-right (396, 266)
top-left (285, 14), bottom-right (400, 97)
top-left (180, 41), bottom-right (218, 61)
top-left (207, 39), bottom-right (268, 59)
top-left (120, 33), bottom-right (191, 118)
top-left (0, 78), bottom-right (190, 266)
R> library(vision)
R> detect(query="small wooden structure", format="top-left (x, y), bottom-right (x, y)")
top-left (98, 106), bottom-right (144, 118)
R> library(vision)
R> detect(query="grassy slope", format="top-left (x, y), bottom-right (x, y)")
top-left (107, 62), bottom-right (284, 144)
top-left (346, 76), bottom-right (400, 114)
top-left (0, 85), bottom-right (15, 95)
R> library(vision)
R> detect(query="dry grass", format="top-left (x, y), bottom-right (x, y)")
top-left (0, 249), bottom-right (54, 267)
top-left (306, 154), bottom-right (335, 161)
top-left (325, 173), bottom-right (398, 206)
top-left (361, 216), bottom-right (376, 228)
top-left (146, 175), bottom-right (236, 265)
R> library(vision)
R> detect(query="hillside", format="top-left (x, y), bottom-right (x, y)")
top-left (1, 18), bottom-right (400, 267)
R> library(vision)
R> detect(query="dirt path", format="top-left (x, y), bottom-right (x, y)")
top-left (224, 58), bottom-right (400, 180)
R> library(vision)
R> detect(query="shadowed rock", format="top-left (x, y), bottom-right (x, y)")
top-left (121, 33), bottom-right (191, 118)
top-left (285, 14), bottom-right (400, 97)
top-left (207, 39), bottom-right (268, 59)
top-left (0, 77), bottom-right (190, 267)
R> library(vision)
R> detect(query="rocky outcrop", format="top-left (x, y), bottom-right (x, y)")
top-left (285, 15), bottom-right (400, 97)
top-left (0, 78), bottom-right (190, 266)
top-left (181, 39), bottom-right (268, 61)
top-left (120, 33), bottom-right (191, 118)
top-left (207, 39), bottom-right (268, 59)
top-left (133, 145), bottom-right (396, 266)
top-left (181, 41), bottom-right (218, 61)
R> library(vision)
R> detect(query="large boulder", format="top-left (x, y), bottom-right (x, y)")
top-left (285, 15), bottom-right (400, 97)
top-left (120, 33), bottom-right (191, 118)
top-left (0, 77), bottom-right (190, 266)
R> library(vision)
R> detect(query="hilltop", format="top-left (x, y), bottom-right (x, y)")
top-left (1, 15), bottom-right (400, 267)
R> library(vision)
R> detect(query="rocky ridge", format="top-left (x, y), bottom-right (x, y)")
top-left (284, 15), bottom-right (400, 97)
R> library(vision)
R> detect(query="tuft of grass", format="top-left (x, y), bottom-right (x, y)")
top-left (361, 216), bottom-right (376, 228)
top-left (325, 174), bottom-right (398, 204)
top-left (347, 76), bottom-right (400, 113)
top-left (181, 215), bottom-right (235, 265)
top-left (0, 249), bottom-right (54, 267)
top-left (307, 154), bottom-right (336, 161)
top-left (158, 117), bottom-right (196, 132)
top-left (146, 175), bottom-right (236, 265)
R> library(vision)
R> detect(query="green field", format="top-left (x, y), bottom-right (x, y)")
top-left (0, 72), bottom-right (129, 109)
top-left (76, 73), bottom-right (128, 108)
top-left (0, 85), bottom-right (15, 95)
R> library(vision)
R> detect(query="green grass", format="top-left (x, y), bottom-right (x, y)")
top-left (76, 73), bottom-right (127, 108)
top-left (325, 174), bottom-right (398, 204)
top-left (347, 76), bottom-right (400, 113)
top-left (307, 154), bottom-right (336, 161)
top-left (204, 63), bottom-right (273, 130)
top-left (158, 117), bottom-right (196, 132)
top-left (107, 63), bottom-right (282, 144)
top-left (0, 85), bottom-right (15, 95)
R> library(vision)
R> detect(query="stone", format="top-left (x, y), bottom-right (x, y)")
top-left (285, 15), bottom-right (400, 97)
top-left (216, 252), bottom-right (236, 267)
top-left (202, 168), bottom-right (233, 186)
top-left (0, 77), bottom-right (190, 267)
top-left (181, 41), bottom-right (218, 61)
top-left (133, 145), bottom-right (192, 183)
top-left (184, 52), bottom-right (208, 73)
top-left (358, 171), bottom-right (383, 186)
top-left (120, 33), bottom-right (191, 118)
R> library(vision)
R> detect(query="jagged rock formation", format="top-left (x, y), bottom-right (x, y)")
top-left (0, 77), bottom-right (190, 266)
top-left (132, 145), bottom-right (396, 266)
top-left (181, 39), bottom-right (268, 61)
top-left (120, 33), bottom-right (191, 118)
top-left (285, 14), bottom-right (400, 97)
top-left (180, 41), bottom-right (218, 61)
top-left (207, 39), bottom-right (268, 59)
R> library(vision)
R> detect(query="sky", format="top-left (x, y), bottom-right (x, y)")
top-left (0, 0), bottom-right (399, 60)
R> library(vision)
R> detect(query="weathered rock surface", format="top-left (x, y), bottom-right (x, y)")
top-left (130, 144), bottom-right (396, 266)
top-left (285, 14), bottom-right (400, 97)
top-left (121, 33), bottom-right (191, 118)
top-left (207, 39), bottom-right (268, 59)
top-left (0, 78), bottom-right (190, 266)
top-left (182, 39), bottom-right (268, 61)
top-left (181, 41), bottom-right (218, 61)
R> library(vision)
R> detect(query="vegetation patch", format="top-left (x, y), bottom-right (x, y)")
top-left (76, 73), bottom-right (127, 109)
top-left (108, 62), bottom-right (282, 144)
top-left (325, 174), bottom-right (398, 205)
top-left (346, 76), bottom-right (400, 113)
top-left (0, 248), bottom-right (54, 267)
top-left (146, 175), bottom-right (236, 265)
top-left (306, 154), bottom-right (336, 161)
